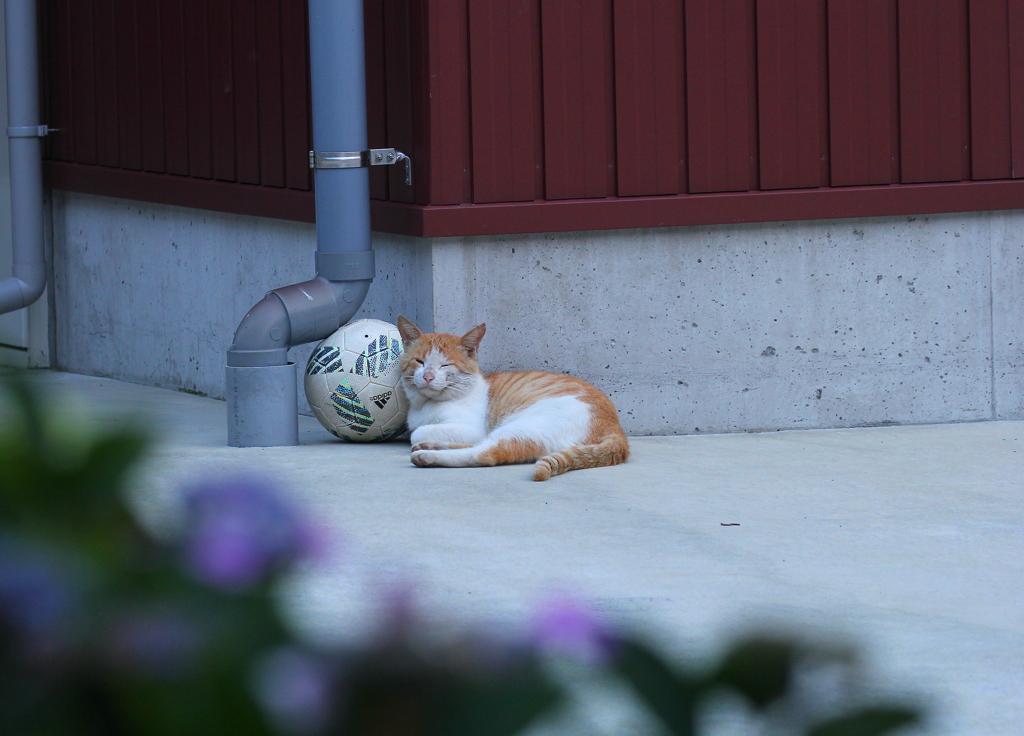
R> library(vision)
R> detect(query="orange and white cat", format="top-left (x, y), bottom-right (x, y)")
top-left (396, 316), bottom-right (629, 481)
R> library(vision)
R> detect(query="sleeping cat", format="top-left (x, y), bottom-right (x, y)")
top-left (396, 316), bottom-right (629, 481)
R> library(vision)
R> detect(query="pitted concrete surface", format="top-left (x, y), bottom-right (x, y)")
top-left (9, 371), bottom-right (1023, 736)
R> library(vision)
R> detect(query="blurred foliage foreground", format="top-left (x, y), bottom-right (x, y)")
top-left (0, 373), bottom-right (922, 736)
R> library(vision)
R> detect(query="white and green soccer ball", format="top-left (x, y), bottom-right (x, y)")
top-left (304, 319), bottom-right (409, 442)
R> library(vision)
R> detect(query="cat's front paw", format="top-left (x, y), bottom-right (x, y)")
top-left (411, 449), bottom-right (439, 467)
top-left (412, 441), bottom-right (473, 452)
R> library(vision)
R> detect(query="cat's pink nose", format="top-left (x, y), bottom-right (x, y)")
top-left (423, 369), bottom-right (436, 382)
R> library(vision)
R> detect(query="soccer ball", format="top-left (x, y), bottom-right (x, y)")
top-left (304, 319), bottom-right (409, 442)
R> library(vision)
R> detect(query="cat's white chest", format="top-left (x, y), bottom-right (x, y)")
top-left (404, 374), bottom-right (489, 443)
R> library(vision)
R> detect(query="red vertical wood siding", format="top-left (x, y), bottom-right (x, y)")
top-left (255, 0), bottom-right (285, 187)
top-left (364, 0), bottom-right (389, 200)
top-left (44, 1), bottom-right (73, 162)
top-left (757, 0), bottom-right (829, 190)
top-left (828, 0), bottom-right (899, 186)
top-left (207, 0), bottom-right (237, 181)
top-left (423, 0), bottom-right (471, 205)
top-left (183, 0), bottom-right (213, 180)
top-left (136, 3), bottom-right (166, 173)
top-left (93, 0), bottom-right (120, 168)
top-left (407, 0), bottom-right (431, 205)
top-left (382, 0), bottom-right (417, 203)
top-left (612, 0), bottom-right (684, 197)
top-left (899, 0), bottom-right (972, 183)
top-left (280, 0), bottom-right (311, 191)
top-left (542, 0), bottom-right (615, 200)
top-left (43, 0), bottom-right (314, 202)
top-left (971, 0), bottom-right (1013, 180)
top-left (69, 2), bottom-right (97, 165)
top-left (1011, 0), bottom-right (1024, 177)
top-left (162, 1), bottom-right (191, 176)
top-left (113, 0), bottom-right (142, 170)
top-left (231, 0), bottom-right (260, 184)
top-left (467, 0), bottom-right (540, 203)
top-left (685, 0), bottom-right (758, 193)
top-left (40, 0), bottom-right (1024, 234)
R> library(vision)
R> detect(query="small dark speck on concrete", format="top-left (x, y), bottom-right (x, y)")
top-left (721, 523), bottom-right (740, 526)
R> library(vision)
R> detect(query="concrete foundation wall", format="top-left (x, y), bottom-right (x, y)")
top-left (51, 192), bottom-right (432, 415)
top-left (51, 190), bottom-right (1024, 435)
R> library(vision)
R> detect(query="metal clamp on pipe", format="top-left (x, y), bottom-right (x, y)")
top-left (6, 124), bottom-right (53, 137)
top-left (309, 147), bottom-right (412, 186)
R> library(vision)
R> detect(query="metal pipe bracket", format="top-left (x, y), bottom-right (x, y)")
top-left (309, 147), bottom-right (412, 186)
top-left (7, 125), bottom-right (54, 138)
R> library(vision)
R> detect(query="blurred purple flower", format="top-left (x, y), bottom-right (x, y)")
top-left (181, 476), bottom-right (320, 591)
top-left (531, 593), bottom-right (615, 664)
top-left (105, 610), bottom-right (203, 677)
top-left (254, 647), bottom-right (336, 735)
top-left (0, 539), bottom-right (74, 643)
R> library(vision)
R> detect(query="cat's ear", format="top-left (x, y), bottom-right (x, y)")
top-left (460, 323), bottom-right (486, 359)
top-left (396, 315), bottom-right (423, 347)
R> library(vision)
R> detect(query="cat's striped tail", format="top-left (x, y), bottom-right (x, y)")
top-left (532, 433), bottom-right (630, 481)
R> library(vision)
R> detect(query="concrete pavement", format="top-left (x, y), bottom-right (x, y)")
top-left (6, 371), bottom-right (1023, 735)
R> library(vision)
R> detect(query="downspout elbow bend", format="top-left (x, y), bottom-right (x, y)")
top-left (226, 292), bottom-right (292, 367)
top-left (225, 275), bottom-right (373, 368)
top-left (0, 262), bottom-right (45, 314)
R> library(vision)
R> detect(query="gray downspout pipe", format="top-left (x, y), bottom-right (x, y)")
top-left (225, 0), bottom-right (376, 447)
top-left (0, 0), bottom-right (47, 316)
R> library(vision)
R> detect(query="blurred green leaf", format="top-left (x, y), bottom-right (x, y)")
top-left (806, 706), bottom-right (919, 736)
top-left (443, 659), bottom-right (564, 736)
top-left (338, 646), bottom-right (565, 736)
top-left (342, 671), bottom-right (434, 736)
top-left (111, 667), bottom-right (276, 736)
top-left (0, 374), bottom-right (148, 517)
top-left (712, 637), bottom-right (796, 710)
top-left (72, 429), bottom-right (150, 501)
top-left (613, 639), bottom-right (698, 736)
top-left (0, 371), bottom-right (47, 442)
top-left (0, 374), bottom-right (149, 569)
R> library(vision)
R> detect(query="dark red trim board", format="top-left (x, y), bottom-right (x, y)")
top-left (50, 161), bottom-right (1024, 237)
top-left (46, 161), bottom-right (316, 222)
top-left (371, 180), bottom-right (1024, 237)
